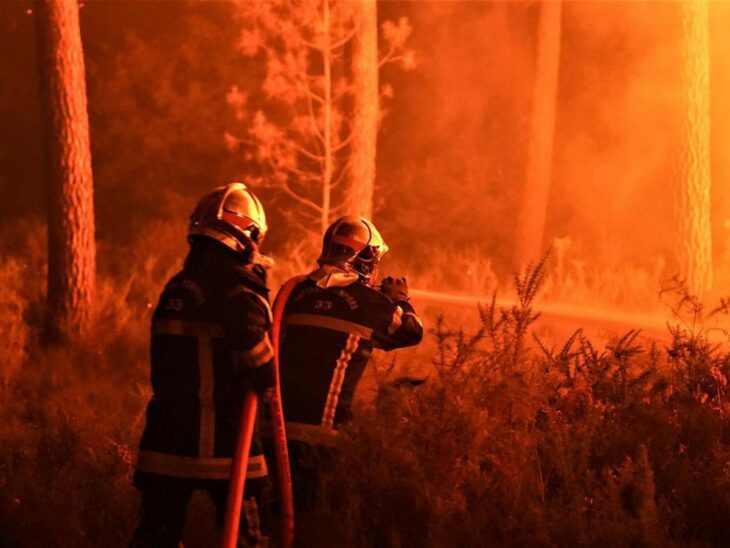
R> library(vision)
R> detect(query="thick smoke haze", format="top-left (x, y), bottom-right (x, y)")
top-left (378, 1), bottom-right (535, 271)
top-left (3, 3), bottom-right (730, 545)
top-left (1, 0), bottom-right (729, 296)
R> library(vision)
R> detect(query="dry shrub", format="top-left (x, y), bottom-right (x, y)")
top-left (542, 236), bottom-right (667, 313)
top-left (0, 227), bottom-right (178, 547)
top-left (392, 240), bottom-right (670, 316)
top-left (2, 230), bottom-right (729, 547)
top-left (401, 247), bottom-right (500, 297)
top-left (0, 223), bottom-right (318, 546)
top-left (308, 260), bottom-right (730, 547)
top-left (0, 258), bottom-right (29, 388)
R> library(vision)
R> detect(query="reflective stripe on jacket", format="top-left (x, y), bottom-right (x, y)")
top-left (135, 241), bottom-right (274, 482)
top-left (277, 277), bottom-right (423, 440)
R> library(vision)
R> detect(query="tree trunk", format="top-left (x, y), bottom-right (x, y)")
top-left (675, 0), bottom-right (713, 295)
top-left (321, 0), bottom-right (333, 233)
top-left (514, 0), bottom-right (562, 268)
top-left (35, 0), bottom-right (96, 337)
top-left (349, 0), bottom-right (378, 220)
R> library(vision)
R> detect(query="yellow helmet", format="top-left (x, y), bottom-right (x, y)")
top-left (188, 183), bottom-right (268, 257)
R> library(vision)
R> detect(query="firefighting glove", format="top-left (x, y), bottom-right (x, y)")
top-left (380, 276), bottom-right (409, 303)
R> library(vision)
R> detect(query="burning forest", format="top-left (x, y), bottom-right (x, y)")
top-left (2, 0), bottom-right (730, 546)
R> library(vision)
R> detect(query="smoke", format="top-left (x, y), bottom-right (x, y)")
top-left (378, 1), bottom-right (536, 272)
top-left (550, 1), bottom-right (682, 267)
top-left (380, 1), bottom-right (729, 289)
top-left (1, 1), bottom-right (729, 296)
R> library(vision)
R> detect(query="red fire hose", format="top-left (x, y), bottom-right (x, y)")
top-left (223, 277), bottom-right (303, 548)
top-left (269, 276), bottom-right (306, 547)
top-left (222, 390), bottom-right (258, 548)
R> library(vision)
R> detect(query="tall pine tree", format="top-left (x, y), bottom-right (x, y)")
top-left (514, 0), bottom-right (562, 268)
top-left (348, 0), bottom-right (378, 219)
top-left (675, 0), bottom-right (713, 294)
top-left (35, 0), bottom-right (96, 337)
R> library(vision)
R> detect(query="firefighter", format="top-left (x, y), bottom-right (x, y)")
top-left (131, 183), bottom-right (275, 547)
top-left (271, 216), bottom-right (424, 509)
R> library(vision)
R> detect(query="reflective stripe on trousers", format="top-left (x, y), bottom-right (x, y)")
top-left (136, 451), bottom-right (268, 480)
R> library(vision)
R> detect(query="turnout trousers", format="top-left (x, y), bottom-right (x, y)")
top-left (130, 475), bottom-right (271, 548)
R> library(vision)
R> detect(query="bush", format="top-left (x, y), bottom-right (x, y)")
top-left (309, 261), bottom-right (730, 547)
top-left (2, 240), bottom-right (729, 547)
top-left (0, 228), bottom-right (165, 547)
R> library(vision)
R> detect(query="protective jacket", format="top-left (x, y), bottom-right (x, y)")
top-left (134, 240), bottom-right (275, 485)
top-left (277, 274), bottom-right (424, 445)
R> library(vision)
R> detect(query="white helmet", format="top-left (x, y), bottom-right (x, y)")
top-left (318, 216), bottom-right (389, 281)
top-left (188, 182), bottom-right (268, 258)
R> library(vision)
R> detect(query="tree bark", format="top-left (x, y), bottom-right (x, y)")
top-left (349, 0), bottom-right (378, 220)
top-left (35, 0), bottom-right (96, 337)
top-left (321, 0), bottom-right (333, 233)
top-left (514, 0), bottom-right (562, 269)
top-left (675, 0), bottom-right (713, 294)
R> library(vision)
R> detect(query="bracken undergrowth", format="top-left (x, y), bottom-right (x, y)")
top-left (1, 239), bottom-right (729, 547)
top-left (308, 258), bottom-right (730, 548)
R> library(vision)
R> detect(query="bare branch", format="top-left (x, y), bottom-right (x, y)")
top-left (306, 88), bottom-right (326, 105)
top-left (378, 44), bottom-right (398, 68)
top-left (330, 24), bottom-right (359, 51)
top-left (306, 90), bottom-right (326, 144)
top-left (284, 165), bottom-right (321, 182)
top-left (333, 129), bottom-right (355, 152)
top-left (293, 143), bottom-right (325, 162)
top-left (300, 37), bottom-right (322, 51)
top-left (330, 159), bottom-right (351, 189)
top-left (280, 181), bottom-right (323, 213)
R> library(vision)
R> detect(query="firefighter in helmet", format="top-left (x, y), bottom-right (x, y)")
top-left (270, 216), bottom-right (424, 509)
top-left (131, 183), bottom-right (275, 547)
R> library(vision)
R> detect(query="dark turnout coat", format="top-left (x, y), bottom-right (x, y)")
top-left (277, 275), bottom-right (424, 445)
top-left (134, 241), bottom-right (275, 486)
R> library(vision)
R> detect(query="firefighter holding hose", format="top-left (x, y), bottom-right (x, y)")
top-left (131, 183), bottom-right (275, 547)
top-left (270, 216), bottom-right (424, 510)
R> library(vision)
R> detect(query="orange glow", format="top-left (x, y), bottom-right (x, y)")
top-left (3, 1), bottom-right (730, 545)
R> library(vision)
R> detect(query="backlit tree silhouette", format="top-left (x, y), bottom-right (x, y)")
top-left (34, 0), bottom-right (96, 338)
top-left (226, 0), bottom-right (413, 234)
top-left (675, 0), bottom-right (713, 294)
